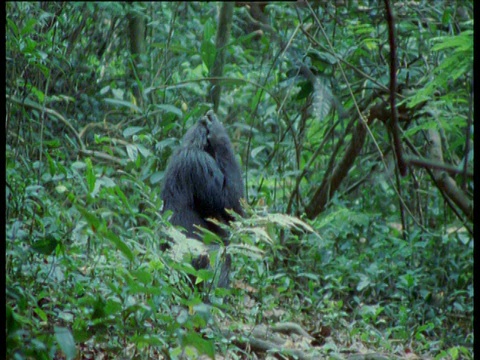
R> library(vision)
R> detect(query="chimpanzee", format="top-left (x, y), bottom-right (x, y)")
top-left (161, 110), bottom-right (244, 287)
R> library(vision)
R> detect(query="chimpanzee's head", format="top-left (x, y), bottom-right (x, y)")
top-left (182, 114), bottom-right (215, 157)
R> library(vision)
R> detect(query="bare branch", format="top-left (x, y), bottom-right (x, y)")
top-left (384, 0), bottom-right (407, 176)
top-left (405, 156), bottom-right (473, 178)
top-left (426, 130), bottom-right (473, 221)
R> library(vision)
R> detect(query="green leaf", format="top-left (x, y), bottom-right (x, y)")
top-left (123, 126), bottom-right (144, 137)
top-left (296, 81), bottom-right (313, 100)
top-left (7, 18), bottom-right (19, 38)
top-left (404, 119), bottom-right (438, 137)
top-left (55, 326), bottom-right (77, 360)
top-left (6, 305), bottom-right (20, 334)
top-left (85, 158), bottom-right (95, 194)
top-left (250, 89), bottom-right (263, 111)
top-left (201, 40), bottom-right (216, 72)
top-left (114, 186), bottom-right (133, 215)
top-left (150, 171), bottom-right (164, 184)
top-left (357, 274), bottom-right (371, 291)
top-left (20, 18), bottom-right (38, 36)
top-left (307, 49), bottom-right (338, 70)
top-left (30, 235), bottom-right (59, 255)
top-left (182, 331), bottom-right (215, 359)
top-left (432, 31), bottom-right (473, 52)
top-left (447, 346), bottom-right (459, 360)
top-left (441, 8), bottom-right (452, 25)
top-left (298, 272), bottom-right (320, 281)
top-left (251, 145), bottom-right (267, 158)
top-left (126, 144), bottom-right (139, 162)
top-left (201, 18), bottom-right (217, 71)
top-left (33, 307), bottom-right (48, 322)
top-left (131, 269), bottom-right (152, 284)
top-left (136, 144), bottom-right (152, 157)
top-left (104, 229), bottom-right (134, 262)
top-left (76, 205), bottom-right (102, 230)
top-left (132, 334), bottom-right (166, 347)
top-left (91, 297), bottom-right (107, 320)
top-left (203, 17), bottom-right (216, 42)
top-left (45, 152), bottom-right (56, 176)
top-left (103, 98), bottom-right (142, 113)
top-left (155, 104), bottom-right (183, 117)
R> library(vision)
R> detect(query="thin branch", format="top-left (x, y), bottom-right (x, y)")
top-left (78, 149), bottom-right (126, 166)
top-left (403, 137), bottom-right (473, 236)
top-left (305, 116), bottom-right (367, 219)
top-left (462, 80), bottom-right (473, 190)
top-left (426, 130), bottom-right (473, 221)
top-left (384, 0), bottom-right (407, 176)
top-left (404, 156), bottom-right (474, 178)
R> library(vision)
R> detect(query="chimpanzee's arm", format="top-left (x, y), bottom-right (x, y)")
top-left (186, 148), bottom-right (228, 218)
top-left (162, 146), bottom-right (230, 233)
top-left (204, 111), bottom-right (244, 214)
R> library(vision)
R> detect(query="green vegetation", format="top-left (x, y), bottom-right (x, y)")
top-left (6, 2), bottom-right (473, 359)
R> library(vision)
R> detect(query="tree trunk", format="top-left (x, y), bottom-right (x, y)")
top-left (209, 3), bottom-right (234, 112)
top-left (127, 3), bottom-right (146, 107)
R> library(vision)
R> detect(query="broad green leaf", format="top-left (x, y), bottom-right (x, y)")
top-left (76, 205), bottom-right (102, 230)
top-left (33, 307), bottom-right (48, 322)
top-left (250, 89), bottom-right (263, 111)
top-left (104, 230), bottom-right (134, 262)
top-left (357, 275), bottom-right (371, 291)
top-left (114, 186), bottom-right (133, 214)
top-left (85, 158), bottom-right (95, 194)
top-left (123, 126), bottom-right (144, 137)
top-left (201, 40), bottom-right (216, 72)
top-left (150, 171), bottom-right (164, 184)
top-left (432, 31), bottom-right (473, 52)
top-left (251, 146), bottom-right (266, 158)
top-left (20, 18), bottom-right (37, 36)
top-left (30, 235), bottom-right (59, 255)
top-left (136, 144), bottom-right (152, 157)
top-left (126, 144), bottom-right (139, 162)
top-left (104, 98), bottom-right (142, 113)
top-left (182, 331), bottom-right (215, 359)
top-left (55, 327), bottom-right (76, 360)
top-left (155, 104), bottom-right (183, 117)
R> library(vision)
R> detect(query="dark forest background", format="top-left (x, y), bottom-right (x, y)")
top-left (6, 2), bottom-right (473, 359)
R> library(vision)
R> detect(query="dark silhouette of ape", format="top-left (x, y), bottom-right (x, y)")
top-left (161, 110), bottom-right (244, 287)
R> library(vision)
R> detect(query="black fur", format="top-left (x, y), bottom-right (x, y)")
top-left (161, 111), bottom-right (243, 287)
top-left (161, 110), bottom-right (243, 238)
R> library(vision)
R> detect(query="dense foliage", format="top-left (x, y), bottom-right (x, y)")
top-left (6, 2), bottom-right (473, 359)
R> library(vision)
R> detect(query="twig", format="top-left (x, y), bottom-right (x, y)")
top-left (78, 149), bottom-right (126, 166)
top-left (384, 0), bottom-right (407, 176)
top-left (404, 156), bottom-right (474, 178)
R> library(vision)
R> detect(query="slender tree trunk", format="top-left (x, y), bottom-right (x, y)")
top-left (127, 3), bottom-right (146, 107)
top-left (209, 3), bottom-right (234, 112)
top-left (305, 118), bottom-right (367, 219)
